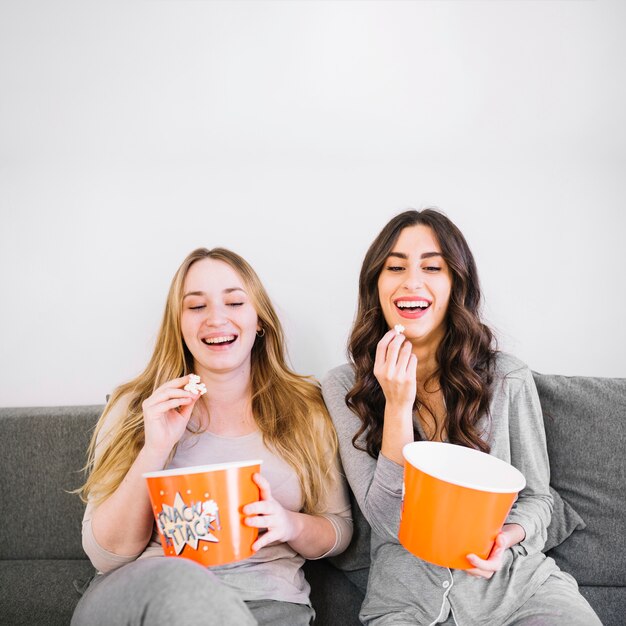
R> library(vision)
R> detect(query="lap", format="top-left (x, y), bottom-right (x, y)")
top-left (245, 599), bottom-right (314, 626)
top-left (72, 558), bottom-right (253, 626)
top-left (72, 558), bottom-right (313, 626)
top-left (502, 570), bottom-right (602, 626)
top-left (367, 571), bottom-right (601, 626)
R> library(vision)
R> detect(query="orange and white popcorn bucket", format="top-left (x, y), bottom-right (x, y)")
top-left (398, 442), bottom-right (525, 570)
top-left (144, 460), bottom-right (261, 566)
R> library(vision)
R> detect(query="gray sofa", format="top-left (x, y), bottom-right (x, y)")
top-left (1, 372), bottom-right (624, 625)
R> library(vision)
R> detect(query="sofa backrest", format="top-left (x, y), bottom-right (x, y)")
top-left (2, 371), bottom-right (624, 583)
top-left (0, 405), bottom-right (102, 560)
top-left (534, 373), bottom-right (626, 587)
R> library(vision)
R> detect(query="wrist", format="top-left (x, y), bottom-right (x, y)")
top-left (383, 401), bottom-right (414, 421)
top-left (286, 510), bottom-right (305, 543)
top-left (502, 523), bottom-right (526, 547)
top-left (137, 445), bottom-right (171, 470)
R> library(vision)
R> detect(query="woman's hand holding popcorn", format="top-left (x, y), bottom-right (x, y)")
top-left (141, 375), bottom-right (203, 457)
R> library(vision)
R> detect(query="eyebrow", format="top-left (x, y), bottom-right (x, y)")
top-left (387, 251), bottom-right (443, 260)
top-left (183, 287), bottom-right (247, 299)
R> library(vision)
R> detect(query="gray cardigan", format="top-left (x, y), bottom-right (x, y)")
top-left (322, 352), bottom-right (564, 626)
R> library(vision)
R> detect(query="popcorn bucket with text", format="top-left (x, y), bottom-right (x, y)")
top-left (144, 460), bottom-right (261, 566)
top-left (398, 442), bottom-right (525, 570)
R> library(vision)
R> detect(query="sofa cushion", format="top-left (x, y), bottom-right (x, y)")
top-left (0, 406), bottom-right (102, 560)
top-left (579, 585), bottom-right (626, 626)
top-left (544, 485), bottom-right (586, 552)
top-left (0, 559), bottom-right (95, 626)
top-left (304, 559), bottom-right (363, 625)
top-left (533, 373), bottom-right (626, 586)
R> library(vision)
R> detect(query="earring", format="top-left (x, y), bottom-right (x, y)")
top-left (256, 328), bottom-right (266, 338)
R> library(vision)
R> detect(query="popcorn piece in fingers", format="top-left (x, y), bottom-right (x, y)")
top-left (184, 374), bottom-right (207, 396)
top-left (394, 324), bottom-right (405, 335)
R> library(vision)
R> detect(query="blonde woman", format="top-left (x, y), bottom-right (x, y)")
top-left (72, 248), bottom-right (352, 626)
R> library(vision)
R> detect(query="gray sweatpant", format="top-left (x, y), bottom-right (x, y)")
top-left (368, 570), bottom-right (601, 626)
top-left (71, 558), bottom-right (314, 626)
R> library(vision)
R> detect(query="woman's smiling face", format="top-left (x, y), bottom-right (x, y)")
top-left (180, 258), bottom-right (260, 376)
top-left (377, 224), bottom-right (452, 350)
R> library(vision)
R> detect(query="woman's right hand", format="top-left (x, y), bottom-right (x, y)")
top-left (374, 330), bottom-right (418, 464)
top-left (89, 378), bottom-right (201, 558)
top-left (141, 376), bottom-right (201, 456)
top-left (373, 329), bottom-right (418, 410)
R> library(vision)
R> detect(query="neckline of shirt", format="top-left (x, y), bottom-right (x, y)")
top-left (186, 425), bottom-right (262, 441)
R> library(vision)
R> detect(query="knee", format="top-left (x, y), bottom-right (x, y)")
top-left (132, 558), bottom-right (219, 605)
top-left (135, 558), bottom-right (212, 590)
top-left (73, 558), bottom-right (256, 626)
top-left (134, 558), bottom-right (254, 624)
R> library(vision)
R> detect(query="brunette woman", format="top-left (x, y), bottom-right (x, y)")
top-left (322, 210), bottom-right (599, 625)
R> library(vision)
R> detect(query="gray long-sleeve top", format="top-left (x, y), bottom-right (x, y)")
top-left (322, 352), bottom-right (560, 626)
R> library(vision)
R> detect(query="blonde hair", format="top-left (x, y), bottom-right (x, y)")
top-left (79, 248), bottom-right (336, 514)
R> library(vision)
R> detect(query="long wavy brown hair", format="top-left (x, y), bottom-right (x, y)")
top-left (346, 209), bottom-right (497, 458)
top-left (79, 248), bottom-right (336, 514)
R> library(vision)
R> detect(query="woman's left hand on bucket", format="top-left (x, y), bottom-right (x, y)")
top-left (465, 523), bottom-right (525, 579)
top-left (243, 473), bottom-right (300, 552)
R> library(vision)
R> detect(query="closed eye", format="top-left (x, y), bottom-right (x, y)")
top-left (189, 305), bottom-right (206, 310)
top-left (227, 302), bottom-right (244, 307)
top-left (386, 265), bottom-right (404, 272)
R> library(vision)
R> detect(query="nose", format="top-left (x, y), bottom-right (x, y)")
top-left (402, 267), bottom-right (424, 290)
top-left (203, 304), bottom-right (227, 327)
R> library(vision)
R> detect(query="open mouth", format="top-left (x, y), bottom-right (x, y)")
top-left (394, 299), bottom-right (431, 312)
top-left (201, 334), bottom-right (237, 346)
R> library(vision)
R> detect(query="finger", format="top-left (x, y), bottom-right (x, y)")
top-left (482, 534), bottom-right (507, 566)
top-left (154, 375), bottom-right (198, 393)
top-left (465, 567), bottom-right (483, 578)
top-left (252, 529), bottom-right (278, 552)
top-left (465, 567), bottom-right (493, 579)
top-left (477, 534), bottom-right (505, 557)
top-left (143, 388), bottom-right (196, 409)
top-left (383, 332), bottom-right (407, 366)
top-left (145, 397), bottom-right (193, 415)
top-left (374, 334), bottom-right (406, 384)
top-left (244, 514), bottom-right (274, 528)
top-left (395, 339), bottom-right (414, 374)
top-left (242, 500), bottom-right (276, 516)
top-left (375, 329), bottom-right (401, 358)
top-left (145, 393), bottom-right (196, 414)
top-left (374, 331), bottom-right (396, 371)
top-left (487, 547), bottom-right (504, 572)
top-left (252, 473), bottom-right (272, 501)
top-left (493, 533), bottom-right (508, 551)
top-left (466, 553), bottom-right (491, 568)
top-left (146, 376), bottom-right (203, 405)
top-left (176, 395), bottom-right (201, 419)
top-left (467, 553), bottom-right (499, 573)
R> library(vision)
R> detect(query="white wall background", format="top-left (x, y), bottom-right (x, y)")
top-left (1, 0), bottom-right (624, 407)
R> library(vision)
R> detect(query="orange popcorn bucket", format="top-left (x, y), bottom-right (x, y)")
top-left (144, 460), bottom-right (261, 566)
top-left (398, 442), bottom-right (525, 570)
